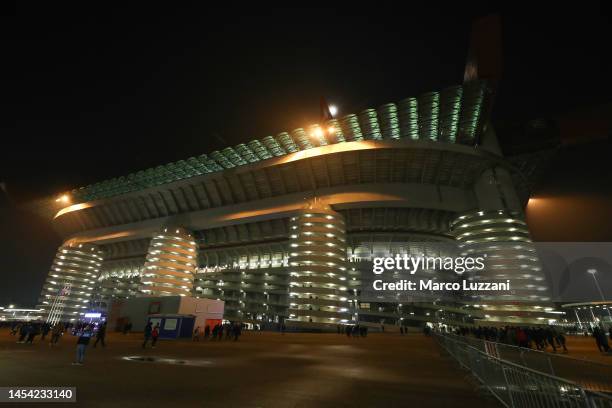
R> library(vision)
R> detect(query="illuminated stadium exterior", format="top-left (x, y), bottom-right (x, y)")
top-left (26, 18), bottom-right (564, 328)
top-left (30, 73), bottom-right (561, 328)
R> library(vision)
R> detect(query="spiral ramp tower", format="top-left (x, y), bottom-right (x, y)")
top-left (286, 200), bottom-right (353, 328)
top-left (140, 227), bottom-right (198, 297)
top-left (38, 243), bottom-right (103, 324)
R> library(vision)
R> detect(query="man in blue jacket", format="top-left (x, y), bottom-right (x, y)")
top-left (72, 325), bottom-right (93, 366)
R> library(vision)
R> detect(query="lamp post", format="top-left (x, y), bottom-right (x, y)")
top-left (587, 269), bottom-right (612, 320)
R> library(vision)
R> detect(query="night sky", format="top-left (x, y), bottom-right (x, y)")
top-left (1, 4), bottom-right (611, 305)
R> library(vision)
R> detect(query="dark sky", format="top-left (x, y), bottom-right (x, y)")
top-left (1, 3), bottom-right (611, 305)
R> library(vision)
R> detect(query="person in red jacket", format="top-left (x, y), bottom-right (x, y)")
top-left (151, 324), bottom-right (160, 348)
top-left (516, 328), bottom-right (528, 348)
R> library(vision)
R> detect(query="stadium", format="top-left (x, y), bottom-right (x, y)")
top-left (28, 19), bottom-right (560, 330)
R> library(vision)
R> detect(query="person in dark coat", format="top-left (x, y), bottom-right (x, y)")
top-left (233, 323), bottom-right (242, 341)
top-left (217, 324), bottom-right (223, 340)
top-left (41, 324), bottom-right (51, 341)
top-left (50, 322), bottom-right (64, 346)
top-left (17, 323), bottom-right (30, 343)
top-left (25, 323), bottom-right (40, 344)
top-left (594, 326), bottom-right (610, 352)
top-left (93, 323), bottom-right (106, 348)
top-left (142, 322), bottom-right (153, 349)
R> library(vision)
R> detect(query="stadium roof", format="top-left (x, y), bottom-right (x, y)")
top-left (70, 80), bottom-right (488, 203)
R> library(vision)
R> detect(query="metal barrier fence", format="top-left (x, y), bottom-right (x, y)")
top-left (434, 333), bottom-right (612, 408)
top-left (446, 333), bottom-right (612, 393)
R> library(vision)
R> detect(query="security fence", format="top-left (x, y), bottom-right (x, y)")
top-left (446, 333), bottom-right (612, 393)
top-left (435, 333), bottom-right (612, 408)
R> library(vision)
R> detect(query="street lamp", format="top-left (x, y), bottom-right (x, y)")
top-left (56, 194), bottom-right (70, 204)
top-left (587, 268), bottom-right (611, 320)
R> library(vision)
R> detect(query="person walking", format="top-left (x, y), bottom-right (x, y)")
top-left (204, 325), bottom-right (210, 340)
top-left (555, 328), bottom-right (568, 353)
top-left (217, 324), bottom-right (223, 341)
top-left (596, 326), bottom-right (610, 352)
top-left (193, 326), bottom-right (200, 342)
top-left (10, 322), bottom-right (20, 336)
top-left (516, 327), bottom-right (528, 348)
top-left (41, 324), bottom-right (51, 341)
top-left (93, 323), bottom-right (107, 348)
top-left (545, 327), bottom-right (557, 353)
top-left (151, 324), bottom-right (160, 348)
top-left (233, 323), bottom-right (242, 341)
top-left (72, 325), bottom-right (93, 366)
top-left (17, 323), bottom-right (30, 343)
top-left (142, 322), bottom-right (153, 349)
top-left (25, 323), bottom-right (40, 344)
top-left (50, 322), bottom-right (64, 346)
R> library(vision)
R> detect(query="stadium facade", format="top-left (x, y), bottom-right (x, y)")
top-left (33, 18), bottom-right (559, 328)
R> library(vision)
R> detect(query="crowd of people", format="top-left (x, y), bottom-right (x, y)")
top-left (6, 320), bottom-right (107, 366)
top-left (5, 318), bottom-right (612, 368)
top-left (454, 325), bottom-right (569, 352)
top-left (451, 324), bottom-right (612, 354)
top-left (337, 324), bottom-right (369, 337)
top-left (192, 322), bottom-right (243, 342)
top-left (9, 321), bottom-right (82, 345)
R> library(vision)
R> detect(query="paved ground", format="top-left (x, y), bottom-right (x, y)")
top-left (0, 329), bottom-right (499, 408)
top-left (561, 335), bottom-right (612, 364)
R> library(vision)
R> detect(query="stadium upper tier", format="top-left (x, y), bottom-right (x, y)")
top-left (68, 81), bottom-right (488, 203)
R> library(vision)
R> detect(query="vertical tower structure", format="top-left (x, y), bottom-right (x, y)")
top-left (287, 200), bottom-right (352, 326)
top-left (452, 209), bottom-right (555, 324)
top-left (39, 243), bottom-right (103, 324)
top-left (452, 125), bottom-right (556, 324)
top-left (140, 227), bottom-right (198, 297)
